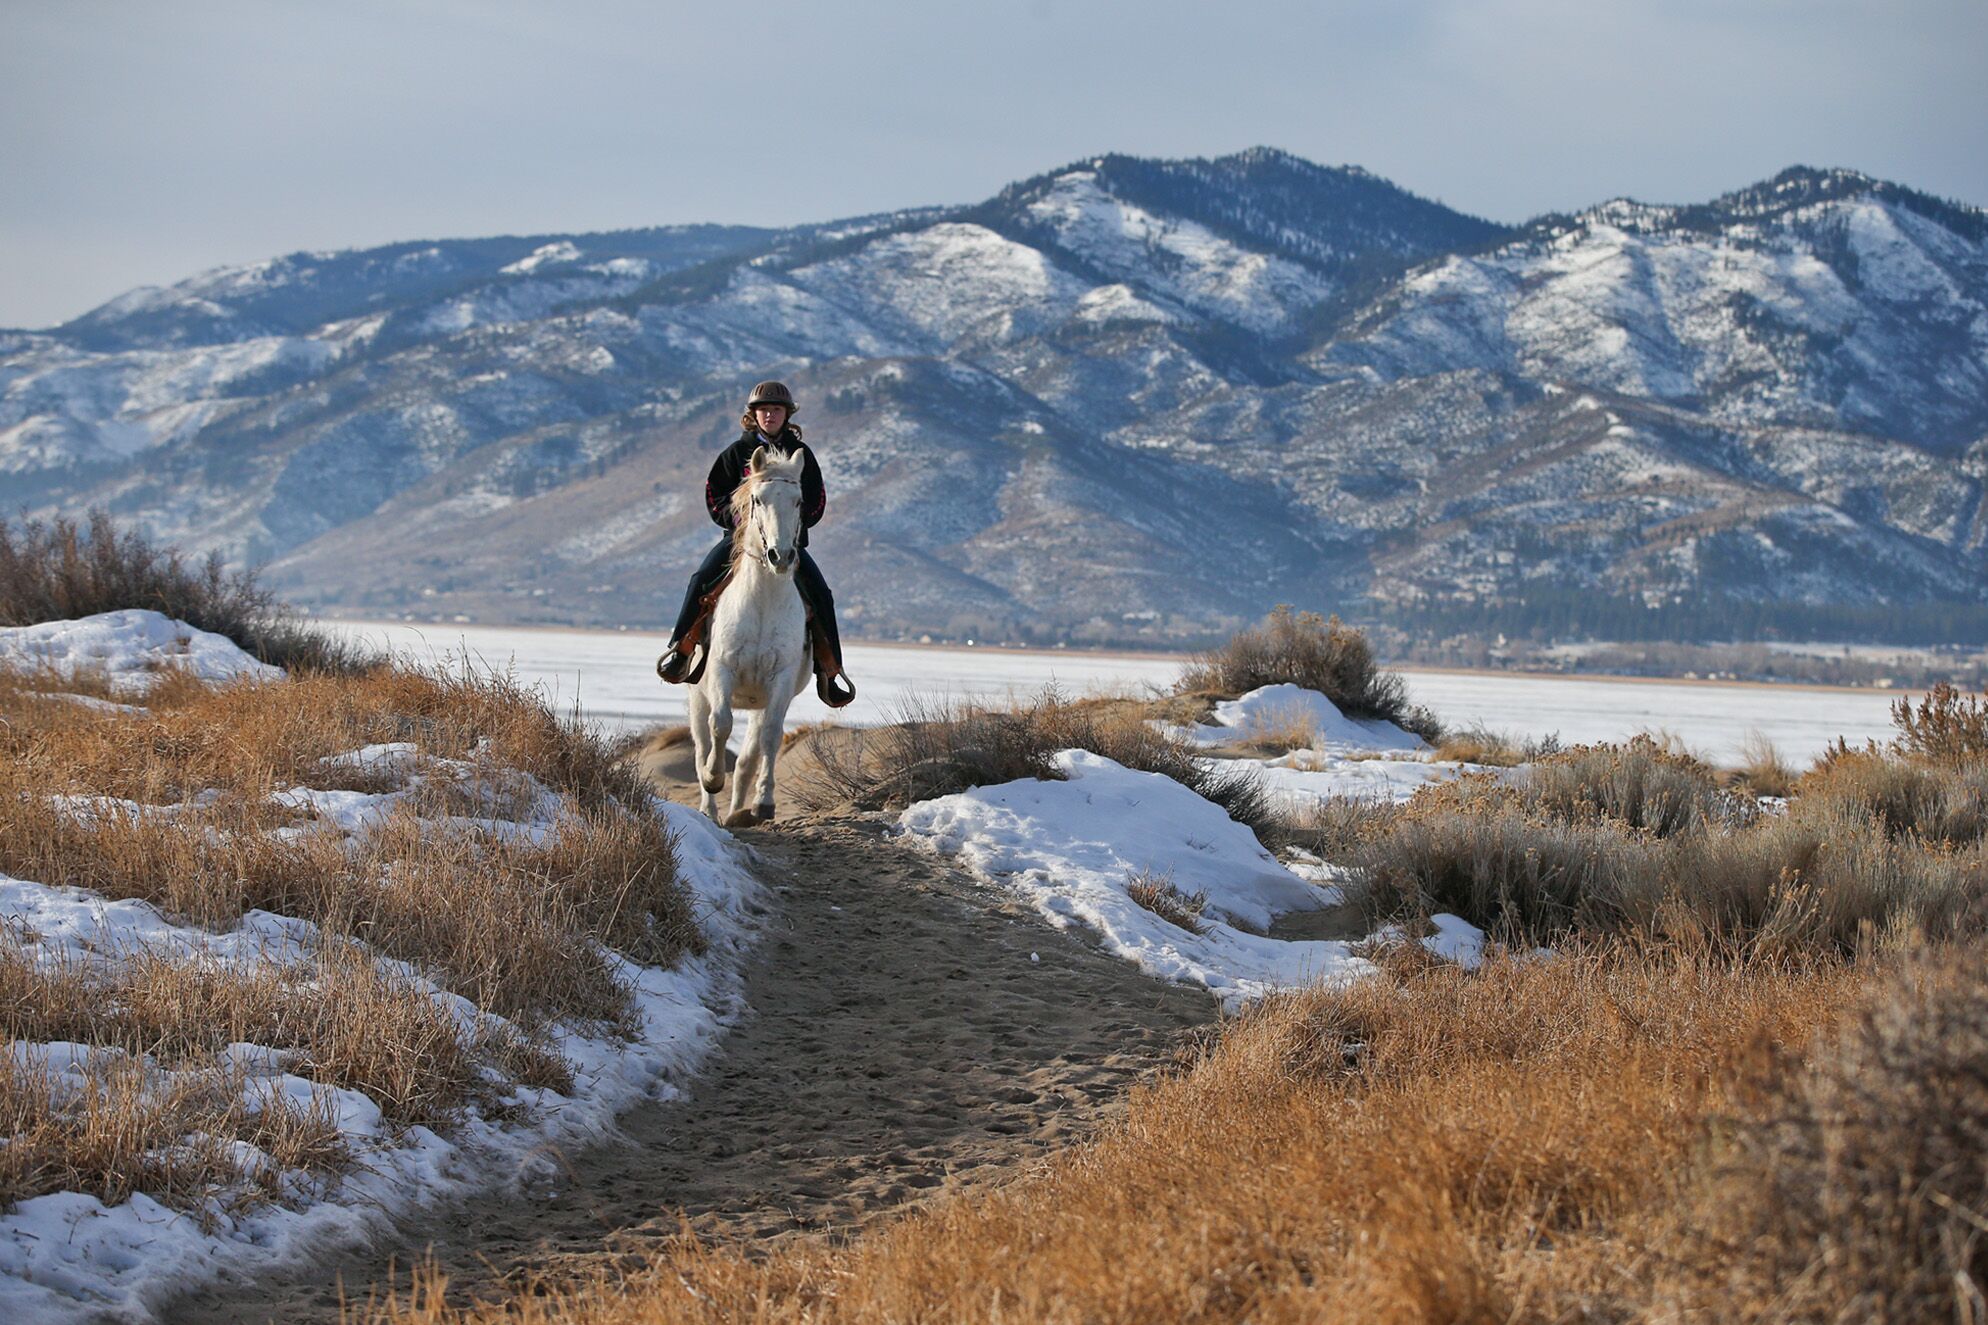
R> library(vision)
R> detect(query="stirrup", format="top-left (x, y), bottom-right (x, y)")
top-left (657, 642), bottom-right (700, 685)
top-left (815, 669), bottom-right (856, 709)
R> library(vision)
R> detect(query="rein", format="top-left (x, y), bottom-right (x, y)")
top-left (737, 474), bottom-right (803, 567)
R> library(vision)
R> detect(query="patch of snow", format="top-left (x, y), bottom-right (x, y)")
top-left (1244, 752), bottom-right (1477, 812)
top-left (502, 242), bottom-right (583, 276)
top-left (1023, 172), bottom-right (1333, 333)
top-left (787, 222), bottom-right (1090, 349)
top-left (0, 610), bottom-right (282, 695)
top-left (1174, 684), bottom-right (1427, 753)
top-left (16, 691), bottom-right (146, 715)
top-left (1074, 283), bottom-right (1175, 326)
top-left (898, 750), bottom-right (1372, 1008)
top-left (1369, 912), bottom-right (1491, 969)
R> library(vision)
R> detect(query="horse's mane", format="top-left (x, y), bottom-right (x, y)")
top-left (728, 447), bottom-right (805, 561)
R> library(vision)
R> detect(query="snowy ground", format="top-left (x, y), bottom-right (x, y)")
top-left (321, 619), bottom-right (1911, 767)
top-left (902, 736), bottom-right (1494, 1006)
top-left (0, 609), bottom-right (285, 693)
top-left (0, 614), bottom-right (763, 1324)
top-left (1173, 683), bottom-right (1431, 754)
top-left (897, 687), bottom-right (1490, 1007)
top-left (898, 749), bottom-right (1377, 1009)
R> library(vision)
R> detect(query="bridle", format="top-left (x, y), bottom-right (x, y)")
top-left (748, 474), bottom-right (802, 568)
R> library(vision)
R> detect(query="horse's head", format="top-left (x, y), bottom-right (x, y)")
top-left (731, 445), bottom-right (806, 575)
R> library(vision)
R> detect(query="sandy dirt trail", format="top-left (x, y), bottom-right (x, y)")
top-left (166, 741), bottom-right (1217, 1323)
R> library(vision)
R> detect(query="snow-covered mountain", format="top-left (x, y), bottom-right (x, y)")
top-left (4, 151), bottom-right (1983, 643)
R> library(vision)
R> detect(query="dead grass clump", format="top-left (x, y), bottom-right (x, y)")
top-left (1796, 745), bottom-right (1988, 846)
top-left (0, 936), bottom-right (566, 1130)
top-left (1317, 740), bottom-right (1988, 951)
top-left (0, 664), bottom-right (653, 814)
top-left (0, 662), bottom-right (700, 1016)
top-left (0, 788), bottom-right (689, 1031)
top-left (1431, 721), bottom-right (1526, 766)
top-left (796, 689), bottom-right (1274, 837)
top-left (1340, 783), bottom-right (1988, 953)
top-left (0, 509), bottom-right (372, 674)
top-left (1179, 606), bottom-right (1442, 743)
top-left (1126, 869), bottom-right (1209, 934)
top-left (1346, 797), bottom-right (1656, 941)
top-left (373, 945), bottom-right (1856, 1324)
top-left (1655, 808), bottom-right (1986, 955)
top-left (0, 1049), bottom-right (348, 1221)
top-left (1524, 733), bottom-right (1752, 836)
top-left (1661, 943), bottom-right (1988, 1321)
top-left (799, 691), bottom-right (1064, 809)
top-left (2, 649), bottom-right (701, 1229)
top-left (1732, 730), bottom-right (1797, 798)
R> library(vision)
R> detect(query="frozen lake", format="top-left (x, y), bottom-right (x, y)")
top-left (324, 619), bottom-right (1915, 769)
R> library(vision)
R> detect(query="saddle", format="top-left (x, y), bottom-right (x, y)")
top-left (662, 572), bottom-right (856, 708)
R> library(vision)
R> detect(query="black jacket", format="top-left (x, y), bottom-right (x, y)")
top-left (703, 426), bottom-right (826, 547)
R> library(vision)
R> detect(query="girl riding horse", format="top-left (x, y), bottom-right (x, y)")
top-left (656, 380), bottom-right (856, 707)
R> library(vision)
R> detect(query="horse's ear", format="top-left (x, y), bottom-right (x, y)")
top-left (749, 445), bottom-right (767, 474)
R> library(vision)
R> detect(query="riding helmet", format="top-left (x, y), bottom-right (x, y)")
top-left (746, 380), bottom-right (798, 416)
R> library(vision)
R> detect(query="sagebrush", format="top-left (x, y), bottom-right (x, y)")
top-left (0, 509), bottom-right (372, 673)
top-left (1179, 606), bottom-right (1442, 743)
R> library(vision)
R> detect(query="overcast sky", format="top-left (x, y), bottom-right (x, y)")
top-left (3, 0), bottom-right (1983, 329)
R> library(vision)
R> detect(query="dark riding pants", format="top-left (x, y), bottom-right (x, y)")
top-left (669, 538), bottom-right (845, 672)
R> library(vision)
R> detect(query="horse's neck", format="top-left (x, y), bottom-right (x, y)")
top-left (722, 551), bottom-right (799, 617)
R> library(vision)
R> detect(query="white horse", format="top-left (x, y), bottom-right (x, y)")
top-left (686, 446), bottom-right (813, 827)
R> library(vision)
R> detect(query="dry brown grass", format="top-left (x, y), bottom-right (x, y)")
top-left (0, 660), bottom-right (698, 1219)
top-left (1798, 744), bottom-right (1988, 846)
top-left (0, 667), bottom-right (698, 1028)
top-left (1125, 869), bottom-right (1209, 934)
top-left (1522, 733), bottom-right (1750, 836)
top-left (1179, 606), bottom-right (1443, 743)
top-left (794, 688), bottom-right (1274, 838)
top-left (1659, 941), bottom-right (1988, 1321)
top-left (374, 942), bottom-right (1899, 1324)
top-left (1292, 734), bottom-right (1987, 953)
top-left (1732, 730), bottom-right (1797, 798)
top-left (0, 1047), bottom-right (348, 1224)
top-left (1431, 721), bottom-right (1527, 766)
top-left (0, 509), bottom-right (373, 673)
top-left (0, 936), bottom-right (565, 1134)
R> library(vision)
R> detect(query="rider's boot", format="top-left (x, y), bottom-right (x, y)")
top-left (657, 638), bottom-right (695, 684)
top-left (809, 617), bottom-right (857, 708)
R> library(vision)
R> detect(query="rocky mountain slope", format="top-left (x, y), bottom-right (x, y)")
top-left (4, 150), bottom-right (1983, 644)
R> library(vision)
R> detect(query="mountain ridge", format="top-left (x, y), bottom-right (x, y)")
top-left (4, 148), bottom-right (1984, 645)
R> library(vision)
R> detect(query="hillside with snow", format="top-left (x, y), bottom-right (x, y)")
top-left (3, 152), bottom-right (1984, 643)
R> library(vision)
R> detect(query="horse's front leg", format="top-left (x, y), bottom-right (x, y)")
top-left (698, 678), bottom-right (735, 801)
top-left (725, 711), bottom-right (769, 827)
top-left (686, 688), bottom-right (721, 819)
top-left (745, 684), bottom-right (798, 823)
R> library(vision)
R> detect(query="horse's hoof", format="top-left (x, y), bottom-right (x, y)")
top-left (722, 807), bottom-right (761, 829)
top-left (701, 774), bottom-right (725, 794)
